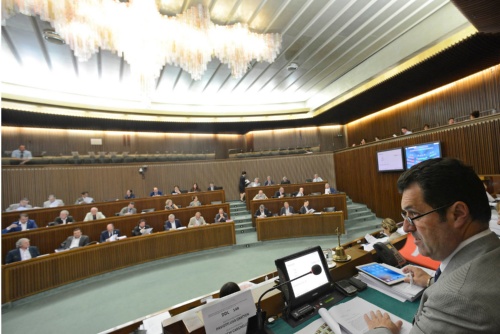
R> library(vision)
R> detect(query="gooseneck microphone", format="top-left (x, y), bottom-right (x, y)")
top-left (246, 264), bottom-right (323, 334)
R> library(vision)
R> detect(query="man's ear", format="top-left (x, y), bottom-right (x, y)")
top-left (451, 201), bottom-right (470, 227)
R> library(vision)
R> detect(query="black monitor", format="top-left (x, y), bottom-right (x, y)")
top-left (274, 246), bottom-right (334, 312)
top-left (376, 147), bottom-right (404, 172)
top-left (405, 141), bottom-right (442, 169)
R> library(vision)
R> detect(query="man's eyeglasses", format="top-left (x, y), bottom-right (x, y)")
top-left (401, 202), bottom-right (454, 226)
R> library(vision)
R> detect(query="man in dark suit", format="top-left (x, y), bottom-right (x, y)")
top-left (299, 200), bottom-right (314, 214)
top-left (150, 187), bottom-right (163, 197)
top-left (280, 176), bottom-right (291, 184)
top-left (274, 186), bottom-right (286, 198)
top-left (2, 213), bottom-right (38, 234)
top-left (100, 223), bottom-right (121, 242)
top-left (364, 158), bottom-right (500, 334)
top-left (254, 204), bottom-right (272, 218)
top-left (215, 208), bottom-right (229, 223)
top-left (54, 210), bottom-right (74, 225)
top-left (207, 182), bottom-right (218, 191)
top-left (324, 183), bottom-right (338, 194)
top-left (5, 238), bottom-right (40, 264)
top-left (264, 176), bottom-right (275, 186)
top-left (61, 228), bottom-right (90, 249)
top-left (119, 202), bottom-right (137, 216)
top-left (164, 214), bottom-right (183, 230)
top-left (280, 202), bottom-right (295, 216)
top-left (132, 219), bottom-right (151, 236)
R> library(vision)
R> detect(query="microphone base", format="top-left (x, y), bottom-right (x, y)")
top-left (246, 311), bottom-right (272, 334)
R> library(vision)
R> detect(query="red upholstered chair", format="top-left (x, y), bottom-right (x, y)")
top-left (398, 233), bottom-right (440, 270)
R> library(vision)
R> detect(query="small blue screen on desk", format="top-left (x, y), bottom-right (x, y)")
top-left (360, 264), bottom-right (405, 283)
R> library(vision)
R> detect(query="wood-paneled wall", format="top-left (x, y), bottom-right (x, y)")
top-left (2, 153), bottom-right (336, 209)
top-left (346, 64), bottom-right (500, 145)
top-left (335, 115), bottom-right (500, 221)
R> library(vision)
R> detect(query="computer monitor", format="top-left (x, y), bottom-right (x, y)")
top-left (274, 246), bottom-right (334, 312)
top-left (405, 141), bottom-right (442, 169)
top-left (376, 147), bottom-right (404, 172)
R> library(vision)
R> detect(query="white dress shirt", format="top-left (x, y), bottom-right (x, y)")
top-left (70, 237), bottom-right (81, 249)
top-left (20, 248), bottom-right (32, 261)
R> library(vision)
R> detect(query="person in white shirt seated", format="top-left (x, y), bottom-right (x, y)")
top-left (249, 177), bottom-right (261, 187)
top-left (313, 173), bottom-right (323, 182)
top-left (53, 210), bottom-right (74, 225)
top-left (6, 198), bottom-right (33, 212)
top-left (295, 187), bottom-right (305, 197)
top-left (11, 144), bottom-right (32, 165)
top-left (6, 238), bottom-right (40, 264)
top-left (75, 191), bottom-right (94, 204)
top-left (83, 207), bottom-right (106, 221)
top-left (280, 202), bottom-right (295, 216)
top-left (2, 213), bottom-right (38, 234)
top-left (60, 228), bottom-right (90, 249)
top-left (188, 212), bottom-right (208, 227)
top-left (253, 190), bottom-right (268, 200)
top-left (43, 194), bottom-right (64, 208)
top-left (264, 176), bottom-right (275, 186)
top-left (164, 214), bottom-right (183, 230)
top-left (324, 183), bottom-right (337, 194)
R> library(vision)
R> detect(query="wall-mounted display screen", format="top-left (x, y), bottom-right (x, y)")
top-left (405, 142), bottom-right (442, 169)
top-left (376, 148), bottom-right (404, 172)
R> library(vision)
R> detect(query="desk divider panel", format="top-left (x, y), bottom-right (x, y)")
top-left (1, 190), bottom-right (226, 229)
top-left (2, 203), bottom-right (230, 264)
top-left (244, 182), bottom-right (327, 209)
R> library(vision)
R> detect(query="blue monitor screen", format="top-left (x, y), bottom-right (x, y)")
top-left (405, 142), bottom-right (442, 169)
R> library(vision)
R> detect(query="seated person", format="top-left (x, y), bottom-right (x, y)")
top-left (6, 238), bottom-right (40, 264)
top-left (150, 187), bottom-right (163, 197)
top-left (164, 214), bottom-right (183, 230)
top-left (171, 185), bottom-right (182, 195)
top-left (190, 183), bottom-right (201, 192)
top-left (119, 202), bottom-right (137, 216)
top-left (54, 210), bottom-right (74, 225)
top-left (189, 195), bottom-right (202, 207)
top-left (253, 190), bottom-right (268, 200)
top-left (132, 219), bottom-right (152, 236)
top-left (264, 176), bottom-right (275, 186)
top-left (124, 189), bottom-right (135, 199)
top-left (2, 213), bottom-right (38, 234)
top-left (6, 198), bottom-right (32, 212)
top-left (299, 200), bottom-right (315, 214)
top-left (60, 228), bottom-right (90, 249)
top-left (219, 282), bottom-right (241, 298)
top-left (249, 177), bottom-right (261, 187)
top-left (215, 208), bottom-right (229, 223)
top-left (100, 223), bottom-right (121, 242)
top-left (281, 176), bottom-right (291, 184)
top-left (254, 204), bottom-right (272, 218)
top-left (313, 173), bottom-right (323, 182)
top-left (295, 187), bottom-right (305, 197)
top-left (381, 218), bottom-right (402, 243)
top-left (188, 212), bottom-right (208, 227)
top-left (75, 191), bottom-right (94, 204)
top-left (324, 183), bottom-right (338, 194)
top-left (274, 187), bottom-right (286, 198)
top-left (11, 144), bottom-right (32, 165)
top-left (165, 199), bottom-right (179, 210)
top-left (83, 207), bottom-right (106, 221)
top-left (280, 202), bottom-right (295, 216)
top-left (207, 182), bottom-right (218, 191)
top-left (43, 194), bottom-right (64, 208)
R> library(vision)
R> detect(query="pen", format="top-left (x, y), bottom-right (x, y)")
top-left (409, 273), bottom-right (414, 287)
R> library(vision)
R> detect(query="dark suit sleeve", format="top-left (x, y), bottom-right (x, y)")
top-left (99, 232), bottom-right (106, 243)
top-left (265, 209), bottom-right (272, 217)
top-left (81, 236), bottom-right (90, 246)
top-left (6, 250), bottom-right (19, 264)
top-left (299, 207), bottom-right (305, 214)
top-left (30, 220), bottom-right (38, 228)
top-left (30, 246), bottom-right (40, 258)
top-left (290, 207), bottom-right (295, 213)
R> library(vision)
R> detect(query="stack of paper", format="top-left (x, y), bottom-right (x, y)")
top-left (357, 272), bottom-right (423, 302)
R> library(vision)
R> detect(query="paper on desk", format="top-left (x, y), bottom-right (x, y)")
top-left (329, 297), bottom-right (412, 334)
top-left (142, 310), bottom-right (171, 334)
top-left (362, 235), bottom-right (388, 252)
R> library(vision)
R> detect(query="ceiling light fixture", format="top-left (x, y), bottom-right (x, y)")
top-left (2, 0), bottom-right (281, 98)
top-left (43, 29), bottom-right (65, 45)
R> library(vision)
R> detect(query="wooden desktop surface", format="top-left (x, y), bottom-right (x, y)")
top-left (1, 190), bottom-right (225, 229)
top-left (256, 211), bottom-right (344, 241)
top-left (2, 203), bottom-right (231, 264)
top-left (244, 182), bottom-right (327, 209)
top-left (1, 222), bottom-right (236, 303)
top-left (250, 194), bottom-right (347, 226)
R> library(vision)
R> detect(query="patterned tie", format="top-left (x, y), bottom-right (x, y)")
top-left (20, 152), bottom-right (24, 158)
top-left (434, 267), bottom-right (442, 282)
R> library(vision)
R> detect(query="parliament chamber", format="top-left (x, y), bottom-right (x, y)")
top-left (2, 1), bottom-right (500, 333)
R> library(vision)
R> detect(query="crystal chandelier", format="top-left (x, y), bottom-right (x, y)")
top-left (1, 0), bottom-right (282, 97)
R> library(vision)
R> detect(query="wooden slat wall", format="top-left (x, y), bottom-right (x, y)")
top-left (2, 153), bottom-right (336, 209)
top-left (346, 64), bottom-right (500, 145)
top-left (2, 203), bottom-right (231, 263)
top-left (2, 222), bottom-right (236, 303)
top-left (335, 116), bottom-right (500, 221)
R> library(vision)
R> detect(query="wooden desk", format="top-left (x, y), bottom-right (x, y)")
top-left (1, 190), bottom-right (226, 228)
top-left (256, 212), bottom-right (344, 241)
top-left (2, 203), bottom-right (231, 264)
top-left (244, 182), bottom-right (327, 209)
top-left (249, 194), bottom-right (347, 226)
top-left (1, 222), bottom-right (236, 303)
